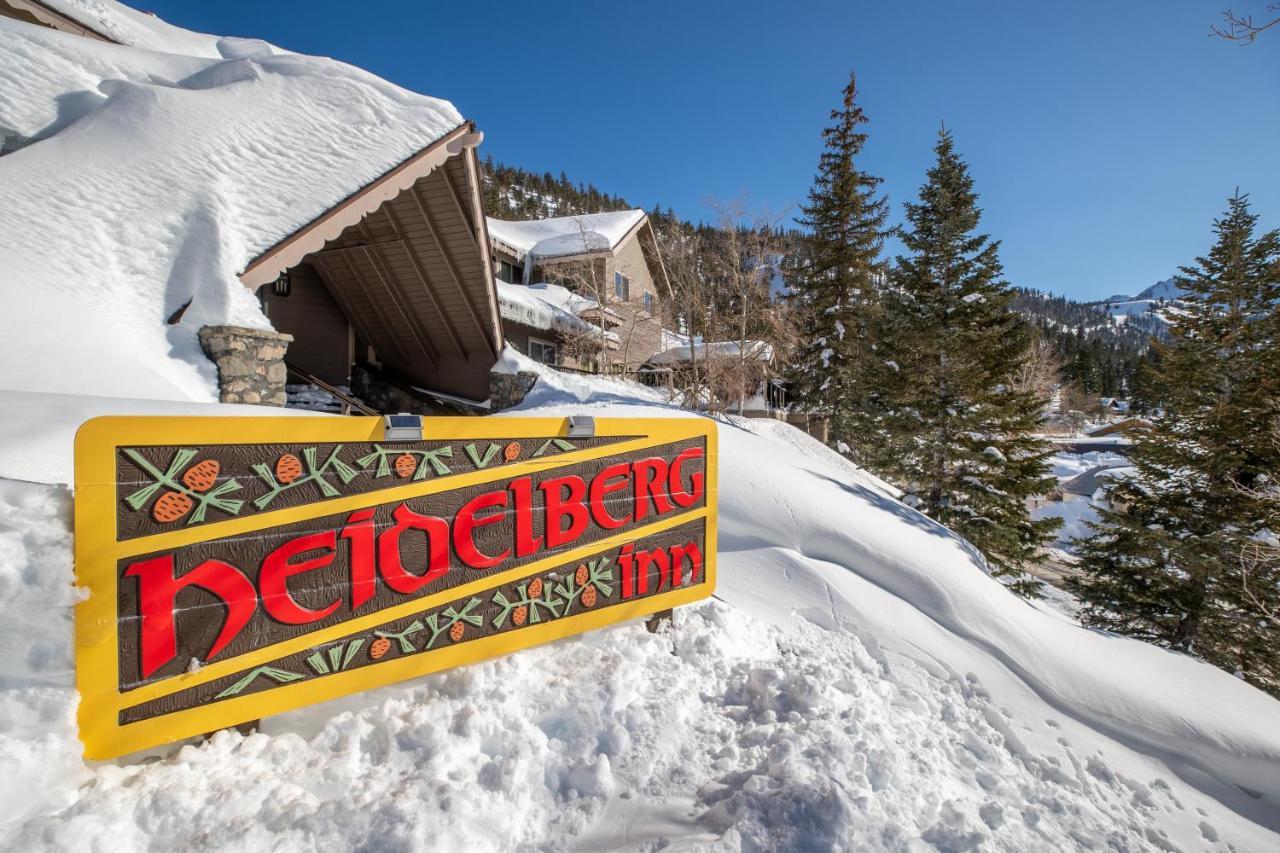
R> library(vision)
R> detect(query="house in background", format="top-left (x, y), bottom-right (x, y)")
top-left (487, 209), bottom-right (671, 370)
top-left (645, 339), bottom-right (786, 417)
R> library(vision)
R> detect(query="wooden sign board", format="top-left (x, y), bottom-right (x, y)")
top-left (73, 415), bottom-right (716, 759)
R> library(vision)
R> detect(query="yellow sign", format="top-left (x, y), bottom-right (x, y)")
top-left (74, 415), bottom-right (716, 759)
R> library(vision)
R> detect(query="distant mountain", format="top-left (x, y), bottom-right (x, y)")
top-left (1089, 278), bottom-right (1185, 333)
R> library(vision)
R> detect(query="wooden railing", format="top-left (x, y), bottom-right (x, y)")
top-left (285, 363), bottom-right (380, 416)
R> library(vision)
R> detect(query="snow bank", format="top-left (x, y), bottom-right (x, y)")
top-left (0, 6), bottom-right (463, 401)
top-left (0, 390), bottom-right (326, 487)
top-left (2, 370), bottom-right (1280, 847)
top-left (487, 210), bottom-right (645, 261)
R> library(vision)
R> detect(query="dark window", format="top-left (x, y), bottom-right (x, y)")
top-left (614, 272), bottom-right (630, 300)
top-left (497, 261), bottom-right (524, 283)
top-left (528, 337), bottom-right (557, 364)
top-left (643, 291), bottom-right (654, 314)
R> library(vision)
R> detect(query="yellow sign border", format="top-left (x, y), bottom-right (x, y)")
top-left (73, 414), bottom-right (718, 759)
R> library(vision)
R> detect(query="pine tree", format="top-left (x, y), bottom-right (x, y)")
top-left (787, 73), bottom-right (891, 465)
top-left (879, 130), bottom-right (1058, 591)
top-left (1072, 193), bottom-right (1280, 693)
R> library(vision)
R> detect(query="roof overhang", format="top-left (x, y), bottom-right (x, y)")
top-left (241, 123), bottom-right (482, 289)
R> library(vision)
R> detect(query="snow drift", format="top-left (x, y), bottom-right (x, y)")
top-left (1, 364), bottom-right (1279, 849)
top-left (0, 4), bottom-right (463, 402)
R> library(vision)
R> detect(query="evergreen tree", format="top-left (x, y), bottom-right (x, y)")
top-left (879, 130), bottom-right (1058, 591)
top-left (786, 73), bottom-right (891, 464)
top-left (1071, 193), bottom-right (1280, 693)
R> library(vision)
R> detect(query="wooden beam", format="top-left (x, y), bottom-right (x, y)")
top-left (441, 161), bottom-right (479, 251)
top-left (311, 238), bottom-right (406, 257)
top-left (408, 183), bottom-right (497, 355)
top-left (332, 251), bottom-right (414, 365)
top-left (355, 223), bottom-right (441, 371)
top-left (379, 202), bottom-right (470, 360)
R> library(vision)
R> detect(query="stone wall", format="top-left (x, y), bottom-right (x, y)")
top-left (198, 325), bottom-right (292, 407)
top-left (490, 370), bottom-right (538, 412)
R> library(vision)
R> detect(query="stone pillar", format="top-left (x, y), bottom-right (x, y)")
top-left (489, 370), bottom-right (538, 412)
top-left (198, 325), bottom-right (292, 407)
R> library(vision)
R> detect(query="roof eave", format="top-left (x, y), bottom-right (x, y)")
top-left (239, 121), bottom-right (480, 289)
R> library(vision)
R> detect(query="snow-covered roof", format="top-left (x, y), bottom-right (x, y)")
top-left (648, 340), bottom-right (775, 365)
top-left (486, 209), bottom-right (646, 262)
top-left (0, 3), bottom-right (466, 401)
top-left (33, 0), bottom-right (223, 53)
top-left (495, 281), bottom-right (617, 344)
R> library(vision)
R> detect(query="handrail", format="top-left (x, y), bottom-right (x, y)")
top-left (284, 362), bottom-right (380, 416)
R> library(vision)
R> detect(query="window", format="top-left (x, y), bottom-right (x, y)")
top-left (496, 260), bottom-right (524, 283)
top-left (528, 337), bottom-right (558, 365)
top-left (614, 272), bottom-right (630, 301)
top-left (643, 291), bottom-right (654, 314)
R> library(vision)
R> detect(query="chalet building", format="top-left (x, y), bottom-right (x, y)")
top-left (243, 124), bottom-right (504, 409)
top-left (486, 210), bottom-right (671, 370)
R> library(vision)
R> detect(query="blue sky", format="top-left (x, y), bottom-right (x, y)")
top-left (144, 0), bottom-right (1278, 301)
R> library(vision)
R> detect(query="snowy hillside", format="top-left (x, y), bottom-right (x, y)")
top-left (1092, 278), bottom-right (1186, 329)
top-left (2, 365), bottom-right (1280, 849)
top-left (0, 4), bottom-right (463, 401)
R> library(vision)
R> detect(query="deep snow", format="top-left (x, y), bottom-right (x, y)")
top-left (1, 363), bottom-right (1279, 850)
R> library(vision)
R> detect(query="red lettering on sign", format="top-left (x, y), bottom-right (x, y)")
top-left (340, 508), bottom-right (377, 610)
top-left (668, 447), bottom-right (705, 508)
top-left (379, 504), bottom-right (450, 594)
top-left (590, 461), bottom-right (633, 530)
top-left (541, 474), bottom-right (587, 548)
top-left (126, 443), bottom-right (706, 679)
top-left (669, 541), bottom-right (704, 586)
top-left (259, 530), bottom-right (341, 625)
top-left (632, 457), bottom-right (674, 521)
top-left (509, 476), bottom-right (543, 558)
top-left (125, 554), bottom-right (257, 679)
top-left (454, 489), bottom-right (510, 568)
top-left (618, 543), bottom-right (637, 598)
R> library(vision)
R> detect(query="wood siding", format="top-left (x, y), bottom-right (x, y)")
top-left (604, 232), bottom-right (664, 368)
top-left (262, 263), bottom-right (350, 385)
top-left (300, 152), bottom-right (500, 401)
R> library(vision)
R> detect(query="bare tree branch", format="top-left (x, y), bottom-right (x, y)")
top-left (1212, 4), bottom-right (1280, 43)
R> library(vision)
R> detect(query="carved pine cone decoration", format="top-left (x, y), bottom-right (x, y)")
top-left (182, 459), bottom-right (219, 492)
top-left (275, 453), bottom-right (303, 484)
top-left (394, 453), bottom-right (417, 478)
top-left (449, 621), bottom-right (466, 642)
top-left (152, 491), bottom-right (193, 523)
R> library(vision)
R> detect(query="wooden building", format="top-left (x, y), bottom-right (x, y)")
top-left (487, 210), bottom-right (670, 370)
top-left (242, 123), bottom-right (504, 405)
